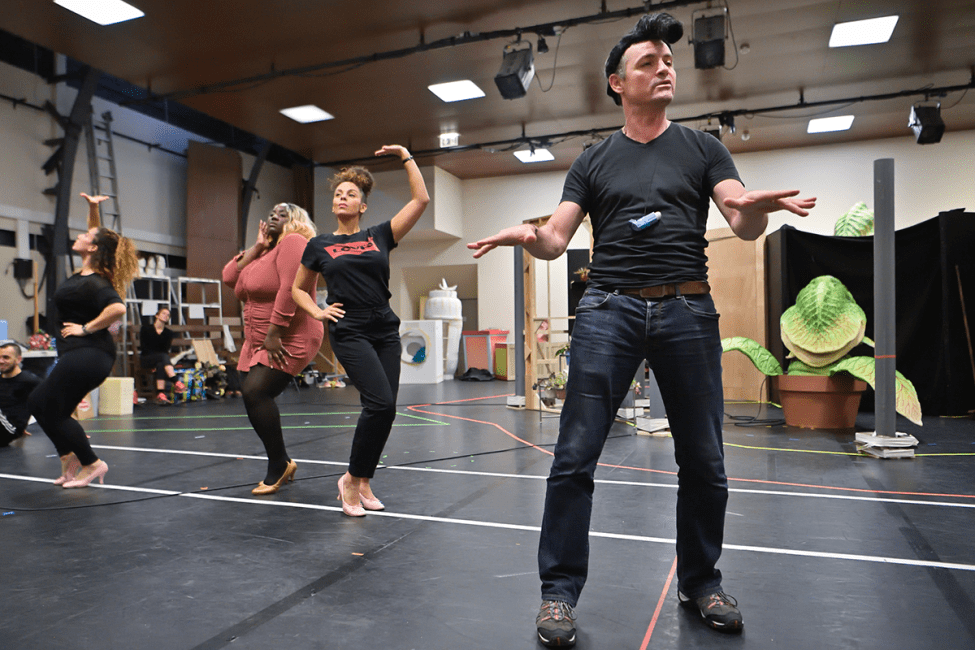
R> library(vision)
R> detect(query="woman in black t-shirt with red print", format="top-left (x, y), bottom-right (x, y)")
top-left (28, 193), bottom-right (139, 488)
top-left (292, 145), bottom-right (429, 517)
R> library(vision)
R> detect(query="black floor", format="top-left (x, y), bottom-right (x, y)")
top-left (1, 380), bottom-right (974, 650)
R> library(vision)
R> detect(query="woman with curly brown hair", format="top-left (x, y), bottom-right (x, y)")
top-left (223, 202), bottom-right (324, 495)
top-left (28, 193), bottom-right (139, 488)
top-left (292, 145), bottom-right (429, 516)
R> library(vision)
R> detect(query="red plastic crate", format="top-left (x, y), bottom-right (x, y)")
top-left (462, 330), bottom-right (509, 373)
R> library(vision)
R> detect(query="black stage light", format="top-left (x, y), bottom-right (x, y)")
top-left (909, 102), bottom-right (945, 144)
top-left (13, 258), bottom-right (32, 279)
top-left (719, 113), bottom-right (736, 134)
top-left (495, 43), bottom-right (535, 100)
top-left (692, 12), bottom-right (726, 69)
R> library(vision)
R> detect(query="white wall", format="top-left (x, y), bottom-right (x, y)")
top-left (3, 58), bottom-right (974, 344)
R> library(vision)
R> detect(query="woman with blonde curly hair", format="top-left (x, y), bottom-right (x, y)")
top-left (223, 202), bottom-right (324, 495)
top-left (292, 145), bottom-right (429, 516)
top-left (28, 193), bottom-right (139, 488)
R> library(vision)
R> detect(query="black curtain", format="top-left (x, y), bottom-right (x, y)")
top-left (766, 211), bottom-right (975, 416)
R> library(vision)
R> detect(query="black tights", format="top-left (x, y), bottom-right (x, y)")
top-left (28, 347), bottom-right (114, 467)
top-left (241, 363), bottom-right (296, 484)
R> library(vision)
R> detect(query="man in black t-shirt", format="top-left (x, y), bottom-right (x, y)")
top-left (469, 13), bottom-right (815, 647)
top-left (0, 342), bottom-right (42, 446)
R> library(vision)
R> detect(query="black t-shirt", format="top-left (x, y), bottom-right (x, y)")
top-left (140, 323), bottom-right (174, 357)
top-left (54, 272), bottom-right (123, 357)
top-left (561, 124), bottom-right (741, 289)
top-left (301, 221), bottom-right (398, 308)
top-left (0, 370), bottom-right (42, 432)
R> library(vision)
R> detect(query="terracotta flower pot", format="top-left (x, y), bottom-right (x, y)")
top-left (775, 374), bottom-right (868, 430)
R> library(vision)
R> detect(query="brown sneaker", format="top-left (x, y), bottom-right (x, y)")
top-left (536, 599), bottom-right (576, 647)
top-left (678, 590), bottom-right (743, 632)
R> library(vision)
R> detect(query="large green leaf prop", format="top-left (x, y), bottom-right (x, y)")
top-left (786, 357), bottom-right (923, 425)
top-left (721, 337), bottom-right (784, 376)
top-left (834, 202), bottom-right (875, 237)
top-left (781, 276), bottom-right (866, 367)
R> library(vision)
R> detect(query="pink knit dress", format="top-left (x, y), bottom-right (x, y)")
top-left (222, 233), bottom-right (324, 375)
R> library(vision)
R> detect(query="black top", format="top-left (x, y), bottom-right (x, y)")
top-left (560, 124), bottom-right (741, 289)
top-left (0, 370), bottom-right (42, 433)
top-left (301, 221), bottom-right (398, 308)
top-left (53, 272), bottom-right (123, 358)
top-left (140, 323), bottom-right (174, 357)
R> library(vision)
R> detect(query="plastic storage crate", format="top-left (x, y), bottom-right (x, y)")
top-left (462, 330), bottom-right (509, 373)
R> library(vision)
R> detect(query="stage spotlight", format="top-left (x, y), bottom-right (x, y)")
top-left (908, 102), bottom-right (945, 145)
top-left (701, 125), bottom-right (722, 140)
top-left (719, 113), bottom-right (736, 134)
top-left (691, 9), bottom-right (726, 69)
top-left (495, 42), bottom-right (535, 100)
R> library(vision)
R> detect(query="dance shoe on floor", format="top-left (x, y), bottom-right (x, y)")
top-left (251, 460), bottom-right (298, 495)
top-left (62, 460), bottom-right (109, 489)
top-left (336, 474), bottom-right (366, 517)
top-left (53, 453), bottom-right (82, 486)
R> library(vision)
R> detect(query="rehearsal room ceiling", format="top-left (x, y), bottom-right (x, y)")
top-left (2, 0), bottom-right (975, 179)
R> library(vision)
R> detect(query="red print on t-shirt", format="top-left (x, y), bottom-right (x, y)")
top-left (325, 237), bottom-right (380, 258)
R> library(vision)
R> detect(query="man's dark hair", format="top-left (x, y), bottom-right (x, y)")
top-left (0, 341), bottom-right (22, 357)
top-left (605, 13), bottom-right (684, 106)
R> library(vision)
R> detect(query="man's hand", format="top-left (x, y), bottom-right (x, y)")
top-left (467, 224), bottom-right (538, 259)
top-left (722, 189), bottom-right (816, 218)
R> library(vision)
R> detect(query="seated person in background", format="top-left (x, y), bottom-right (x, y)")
top-left (0, 341), bottom-right (42, 446)
top-left (139, 306), bottom-right (185, 404)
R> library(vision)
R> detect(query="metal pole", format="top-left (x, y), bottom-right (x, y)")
top-left (873, 159), bottom-right (896, 435)
top-left (513, 246), bottom-right (526, 404)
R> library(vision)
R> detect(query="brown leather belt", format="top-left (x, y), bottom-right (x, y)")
top-left (620, 281), bottom-right (710, 299)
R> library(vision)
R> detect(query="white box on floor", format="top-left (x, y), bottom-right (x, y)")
top-left (99, 377), bottom-right (134, 415)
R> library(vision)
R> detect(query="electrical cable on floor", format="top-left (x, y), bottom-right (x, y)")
top-left (724, 377), bottom-right (785, 427)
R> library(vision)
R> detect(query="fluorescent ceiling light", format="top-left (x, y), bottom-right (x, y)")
top-left (829, 16), bottom-right (899, 47)
top-left (54, 0), bottom-right (145, 26)
top-left (514, 148), bottom-right (555, 163)
top-left (279, 105), bottom-right (334, 123)
top-left (807, 115), bottom-right (855, 133)
top-left (428, 80), bottom-right (485, 103)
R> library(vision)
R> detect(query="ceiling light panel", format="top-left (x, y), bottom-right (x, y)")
top-left (514, 149), bottom-right (555, 163)
top-left (807, 115), bottom-right (855, 133)
top-left (54, 0), bottom-right (145, 26)
top-left (279, 105), bottom-right (334, 123)
top-left (428, 81), bottom-right (485, 103)
top-left (829, 16), bottom-right (899, 47)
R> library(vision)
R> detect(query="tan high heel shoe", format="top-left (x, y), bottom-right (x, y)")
top-left (251, 460), bottom-right (298, 495)
top-left (62, 460), bottom-right (108, 488)
top-left (337, 473), bottom-right (366, 517)
top-left (54, 453), bottom-right (82, 486)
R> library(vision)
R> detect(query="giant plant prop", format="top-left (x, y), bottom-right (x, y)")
top-left (723, 275), bottom-right (922, 425)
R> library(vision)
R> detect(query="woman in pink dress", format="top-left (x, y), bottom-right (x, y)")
top-left (222, 203), bottom-right (323, 495)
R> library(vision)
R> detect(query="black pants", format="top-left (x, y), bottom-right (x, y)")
top-left (0, 407), bottom-right (26, 446)
top-left (28, 347), bottom-right (114, 466)
top-left (330, 305), bottom-right (401, 479)
top-left (141, 352), bottom-right (173, 380)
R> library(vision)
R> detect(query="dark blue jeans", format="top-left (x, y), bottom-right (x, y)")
top-left (329, 305), bottom-right (401, 479)
top-left (538, 288), bottom-right (729, 605)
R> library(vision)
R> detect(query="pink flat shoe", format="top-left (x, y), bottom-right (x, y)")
top-left (62, 460), bottom-right (108, 489)
top-left (337, 474), bottom-right (365, 517)
top-left (53, 454), bottom-right (82, 486)
top-left (359, 494), bottom-right (385, 511)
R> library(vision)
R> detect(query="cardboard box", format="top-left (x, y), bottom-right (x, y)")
top-left (72, 388), bottom-right (99, 420)
top-left (99, 377), bottom-right (135, 415)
